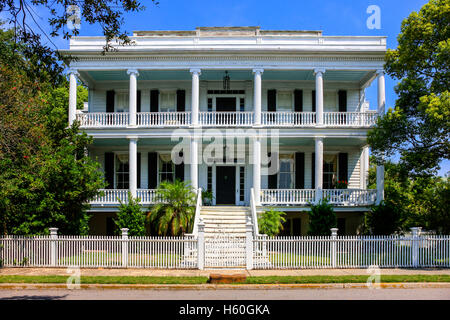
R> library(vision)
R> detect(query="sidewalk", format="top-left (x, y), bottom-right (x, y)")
top-left (1, 267), bottom-right (449, 277)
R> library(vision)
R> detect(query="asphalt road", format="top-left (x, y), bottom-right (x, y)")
top-left (0, 288), bottom-right (449, 300)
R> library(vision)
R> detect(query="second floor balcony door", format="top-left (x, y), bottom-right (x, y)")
top-left (216, 97), bottom-right (236, 125)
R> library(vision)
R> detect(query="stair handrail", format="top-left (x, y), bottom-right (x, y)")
top-left (250, 188), bottom-right (259, 236)
top-left (191, 188), bottom-right (202, 236)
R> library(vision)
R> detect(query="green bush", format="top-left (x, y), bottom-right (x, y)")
top-left (113, 192), bottom-right (146, 236)
top-left (258, 209), bottom-right (286, 236)
top-left (307, 199), bottom-right (337, 236)
top-left (362, 201), bottom-right (404, 235)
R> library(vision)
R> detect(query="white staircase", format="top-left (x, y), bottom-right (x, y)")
top-left (200, 206), bottom-right (251, 237)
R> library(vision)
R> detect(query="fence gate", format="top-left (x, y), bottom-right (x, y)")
top-left (204, 234), bottom-right (246, 268)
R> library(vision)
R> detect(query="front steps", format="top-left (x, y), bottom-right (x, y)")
top-left (200, 206), bottom-right (251, 237)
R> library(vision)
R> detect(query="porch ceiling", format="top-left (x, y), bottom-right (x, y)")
top-left (81, 69), bottom-right (372, 82)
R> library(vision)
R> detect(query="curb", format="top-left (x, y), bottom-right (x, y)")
top-left (1, 282), bottom-right (450, 290)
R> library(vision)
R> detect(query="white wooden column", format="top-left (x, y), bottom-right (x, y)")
top-left (361, 145), bottom-right (369, 189)
top-left (315, 137), bottom-right (324, 203)
top-left (252, 136), bottom-right (261, 205)
top-left (68, 69), bottom-right (79, 126)
top-left (376, 69), bottom-right (385, 204)
top-left (129, 137), bottom-right (138, 197)
top-left (127, 69), bottom-right (139, 127)
top-left (253, 68), bottom-right (264, 126)
top-left (314, 68), bottom-right (325, 126)
top-left (190, 137), bottom-right (198, 189)
top-left (190, 69), bottom-right (201, 126)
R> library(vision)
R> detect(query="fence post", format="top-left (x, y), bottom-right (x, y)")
top-left (411, 227), bottom-right (421, 268)
top-left (246, 218), bottom-right (254, 270)
top-left (197, 218), bottom-right (205, 270)
top-left (330, 228), bottom-right (338, 268)
top-left (121, 228), bottom-right (129, 268)
top-left (49, 228), bottom-right (58, 267)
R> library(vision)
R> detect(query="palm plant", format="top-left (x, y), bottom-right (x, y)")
top-left (147, 180), bottom-right (197, 236)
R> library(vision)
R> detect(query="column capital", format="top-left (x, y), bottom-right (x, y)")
top-left (190, 68), bottom-right (202, 75)
top-left (313, 68), bottom-right (326, 76)
top-left (376, 69), bottom-right (385, 76)
top-left (314, 135), bottom-right (325, 141)
top-left (126, 135), bottom-right (139, 141)
top-left (68, 69), bottom-right (79, 77)
top-left (252, 68), bottom-right (264, 75)
top-left (127, 69), bottom-right (139, 77)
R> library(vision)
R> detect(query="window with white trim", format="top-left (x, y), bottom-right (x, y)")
top-left (323, 154), bottom-right (337, 189)
top-left (160, 91), bottom-right (176, 112)
top-left (115, 154), bottom-right (129, 189)
top-left (278, 154), bottom-right (295, 188)
top-left (159, 154), bottom-right (175, 183)
top-left (116, 92), bottom-right (129, 112)
top-left (277, 91), bottom-right (293, 112)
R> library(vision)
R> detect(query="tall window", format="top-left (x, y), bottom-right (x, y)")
top-left (116, 154), bottom-right (129, 189)
top-left (278, 154), bottom-right (294, 188)
top-left (323, 154), bottom-right (337, 189)
top-left (160, 91), bottom-right (176, 112)
top-left (207, 166), bottom-right (212, 191)
top-left (159, 154), bottom-right (174, 183)
top-left (116, 93), bottom-right (129, 112)
top-left (277, 91), bottom-right (293, 112)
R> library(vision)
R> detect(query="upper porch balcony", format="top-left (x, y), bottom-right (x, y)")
top-left (76, 110), bottom-right (378, 128)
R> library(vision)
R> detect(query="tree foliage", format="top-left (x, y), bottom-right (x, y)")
top-left (0, 27), bottom-right (105, 235)
top-left (307, 199), bottom-right (337, 236)
top-left (147, 180), bottom-right (196, 236)
top-left (0, 0), bottom-right (156, 84)
top-left (114, 193), bottom-right (146, 236)
top-left (368, 0), bottom-right (450, 176)
top-left (258, 209), bottom-right (286, 236)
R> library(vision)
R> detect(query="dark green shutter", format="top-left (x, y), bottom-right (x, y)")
top-left (106, 90), bottom-right (115, 112)
top-left (150, 90), bottom-right (159, 113)
top-left (137, 152), bottom-right (141, 188)
top-left (338, 90), bottom-right (347, 112)
top-left (295, 152), bottom-right (305, 189)
top-left (137, 90), bottom-right (141, 113)
top-left (176, 90), bottom-right (185, 112)
top-left (104, 152), bottom-right (114, 188)
top-left (312, 90), bottom-right (316, 112)
top-left (338, 153), bottom-right (348, 182)
top-left (267, 89), bottom-right (276, 112)
top-left (294, 90), bottom-right (303, 112)
top-left (175, 152), bottom-right (184, 181)
top-left (268, 152), bottom-right (277, 189)
top-left (311, 152), bottom-right (315, 189)
top-left (148, 152), bottom-right (158, 189)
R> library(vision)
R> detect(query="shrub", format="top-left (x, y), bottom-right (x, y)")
top-left (113, 192), bottom-right (146, 236)
top-left (147, 180), bottom-right (196, 236)
top-left (362, 200), bottom-right (404, 235)
top-left (307, 199), bottom-right (337, 236)
top-left (258, 209), bottom-right (286, 236)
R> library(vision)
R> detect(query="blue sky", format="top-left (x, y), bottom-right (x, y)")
top-left (3, 0), bottom-right (448, 175)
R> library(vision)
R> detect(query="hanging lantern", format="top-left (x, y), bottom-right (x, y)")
top-left (223, 71), bottom-right (230, 90)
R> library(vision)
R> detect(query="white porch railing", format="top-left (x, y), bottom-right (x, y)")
top-left (323, 111), bottom-right (378, 127)
top-left (250, 188), bottom-right (259, 235)
top-left (137, 112), bottom-right (191, 127)
top-left (76, 112), bottom-right (129, 127)
top-left (191, 188), bottom-right (203, 236)
top-left (260, 189), bottom-right (316, 205)
top-left (91, 189), bottom-right (159, 205)
top-left (323, 189), bottom-right (377, 206)
top-left (262, 112), bottom-right (316, 126)
top-left (199, 112), bottom-right (254, 127)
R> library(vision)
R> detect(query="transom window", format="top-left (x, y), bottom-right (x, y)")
top-left (159, 154), bottom-right (175, 183)
top-left (115, 154), bottom-right (129, 189)
top-left (160, 91), bottom-right (176, 112)
top-left (277, 91), bottom-right (293, 112)
top-left (323, 154), bottom-right (337, 189)
top-left (278, 154), bottom-right (294, 188)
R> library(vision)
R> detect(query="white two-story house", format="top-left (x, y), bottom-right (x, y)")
top-left (61, 27), bottom-right (386, 236)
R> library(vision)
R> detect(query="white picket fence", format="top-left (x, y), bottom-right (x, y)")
top-left (1, 228), bottom-right (449, 270)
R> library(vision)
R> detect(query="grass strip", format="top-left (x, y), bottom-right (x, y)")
top-left (0, 274), bottom-right (449, 285)
top-left (243, 275), bottom-right (450, 284)
top-left (0, 275), bottom-right (208, 284)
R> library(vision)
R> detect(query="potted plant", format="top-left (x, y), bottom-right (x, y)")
top-left (202, 189), bottom-right (214, 206)
top-left (335, 180), bottom-right (348, 189)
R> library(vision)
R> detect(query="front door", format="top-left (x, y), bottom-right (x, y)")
top-left (216, 166), bottom-right (236, 204)
top-left (216, 97), bottom-right (236, 112)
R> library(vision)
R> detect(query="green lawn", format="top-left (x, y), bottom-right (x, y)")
top-left (0, 274), bottom-right (449, 285)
